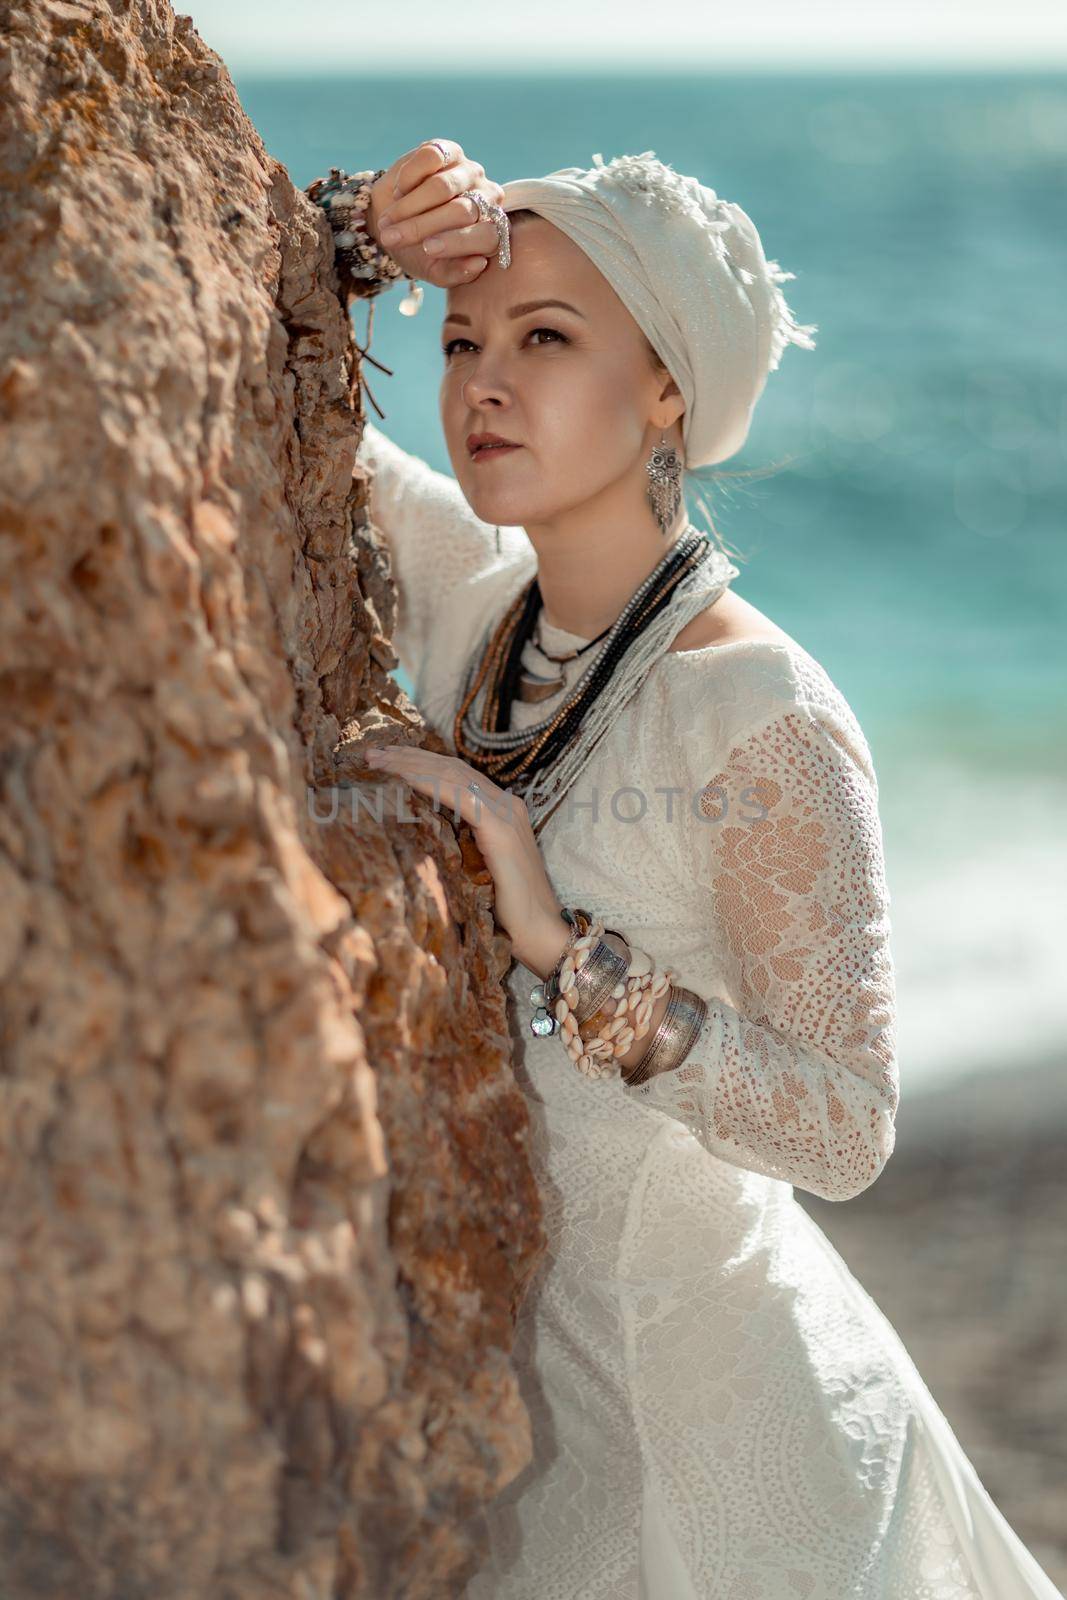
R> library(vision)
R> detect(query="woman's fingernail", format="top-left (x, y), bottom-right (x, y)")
top-left (377, 207), bottom-right (394, 226)
top-left (379, 226), bottom-right (402, 244)
top-left (424, 236), bottom-right (444, 253)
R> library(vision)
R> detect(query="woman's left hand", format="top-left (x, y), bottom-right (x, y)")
top-left (363, 745), bottom-right (571, 981)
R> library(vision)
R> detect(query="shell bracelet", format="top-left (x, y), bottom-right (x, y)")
top-left (530, 910), bottom-right (676, 1081)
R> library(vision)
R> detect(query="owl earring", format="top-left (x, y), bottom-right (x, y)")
top-left (646, 433), bottom-right (683, 536)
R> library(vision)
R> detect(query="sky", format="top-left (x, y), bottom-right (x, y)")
top-left (186, 0), bottom-right (1067, 74)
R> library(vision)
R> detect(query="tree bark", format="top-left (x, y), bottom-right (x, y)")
top-left (0, 4), bottom-right (544, 1595)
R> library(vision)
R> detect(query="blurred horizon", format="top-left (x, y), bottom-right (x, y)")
top-left (186, 0), bottom-right (1067, 73)
top-left (220, 62), bottom-right (1067, 79)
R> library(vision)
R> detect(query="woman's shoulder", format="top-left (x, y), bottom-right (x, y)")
top-left (665, 585), bottom-right (793, 654)
top-left (657, 596), bottom-right (877, 791)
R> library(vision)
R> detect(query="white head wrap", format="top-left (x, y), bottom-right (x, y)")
top-left (499, 151), bottom-right (817, 470)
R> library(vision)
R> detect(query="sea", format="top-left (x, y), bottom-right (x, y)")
top-left (233, 68), bottom-right (1067, 1097)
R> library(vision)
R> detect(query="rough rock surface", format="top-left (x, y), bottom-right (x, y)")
top-left (0, 4), bottom-right (544, 1595)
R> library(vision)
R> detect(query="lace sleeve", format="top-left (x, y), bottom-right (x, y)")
top-left (620, 706), bottom-right (899, 1203)
top-left (355, 422), bottom-right (513, 684)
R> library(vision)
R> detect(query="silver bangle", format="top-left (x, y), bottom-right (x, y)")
top-left (529, 907), bottom-right (592, 1038)
top-left (622, 985), bottom-right (708, 1087)
top-left (570, 938), bottom-right (630, 1027)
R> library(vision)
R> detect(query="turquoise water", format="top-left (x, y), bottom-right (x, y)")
top-left (234, 69), bottom-right (1067, 1089)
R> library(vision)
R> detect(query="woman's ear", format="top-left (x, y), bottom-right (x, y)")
top-left (654, 382), bottom-right (686, 433)
top-left (645, 342), bottom-right (684, 431)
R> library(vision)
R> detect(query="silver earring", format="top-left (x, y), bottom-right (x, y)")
top-left (645, 432), bottom-right (683, 536)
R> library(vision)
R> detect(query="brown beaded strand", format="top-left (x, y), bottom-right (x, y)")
top-left (453, 541), bottom-right (709, 788)
top-left (456, 547), bottom-right (699, 778)
top-left (485, 547), bottom-right (705, 755)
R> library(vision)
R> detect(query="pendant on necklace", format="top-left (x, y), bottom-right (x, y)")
top-left (517, 634), bottom-right (571, 701)
top-left (517, 667), bottom-right (567, 702)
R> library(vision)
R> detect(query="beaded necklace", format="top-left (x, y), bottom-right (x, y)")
top-left (453, 528), bottom-right (739, 837)
top-left (517, 618), bottom-right (613, 702)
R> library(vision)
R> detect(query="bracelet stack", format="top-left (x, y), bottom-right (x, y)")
top-left (529, 907), bottom-right (708, 1086)
top-left (621, 984), bottom-right (708, 1087)
top-left (304, 166), bottom-right (422, 311)
top-left (304, 165), bottom-right (424, 419)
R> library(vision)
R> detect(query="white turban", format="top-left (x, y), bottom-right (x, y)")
top-left (499, 151), bottom-right (817, 470)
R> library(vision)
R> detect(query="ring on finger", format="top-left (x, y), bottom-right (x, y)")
top-left (465, 190), bottom-right (511, 270)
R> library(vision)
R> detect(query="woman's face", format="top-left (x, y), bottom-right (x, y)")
top-left (439, 214), bottom-right (682, 529)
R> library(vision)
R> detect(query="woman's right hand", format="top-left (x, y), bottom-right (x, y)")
top-left (363, 139), bottom-right (507, 289)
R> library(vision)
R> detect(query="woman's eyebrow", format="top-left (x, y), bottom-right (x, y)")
top-left (443, 298), bottom-right (587, 328)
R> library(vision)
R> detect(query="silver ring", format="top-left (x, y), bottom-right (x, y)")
top-left (465, 189), bottom-right (511, 270)
top-left (428, 139), bottom-right (451, 163)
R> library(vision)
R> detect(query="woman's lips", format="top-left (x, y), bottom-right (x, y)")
top-left (471, 443), bottom-right (523, 464)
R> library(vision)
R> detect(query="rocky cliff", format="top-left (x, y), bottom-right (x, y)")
top-left (0, 3), bottom-right (543, 1595)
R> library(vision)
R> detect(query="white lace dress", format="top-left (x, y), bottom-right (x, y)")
top-left (358, 423), bottom-right (1064, 1600)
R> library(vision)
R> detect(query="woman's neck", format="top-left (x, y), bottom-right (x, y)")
top-left (524, 488), bottom-right (689, 639)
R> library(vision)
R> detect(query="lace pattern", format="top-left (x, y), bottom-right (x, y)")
top-left (621, 705), bottom-right (899, 1202)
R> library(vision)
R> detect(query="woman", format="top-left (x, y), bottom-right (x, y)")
top-left (308, 141), bottom-right (1064, 1599)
